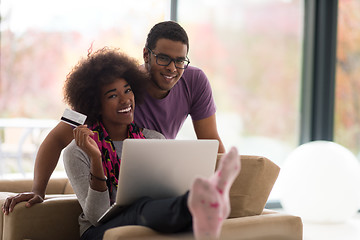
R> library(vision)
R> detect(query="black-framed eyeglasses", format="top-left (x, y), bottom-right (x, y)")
top-left (147, 48), bottom-right (190, 69)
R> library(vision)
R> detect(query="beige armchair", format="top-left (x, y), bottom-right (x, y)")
top-left (0, 155), bottom-right (303, 240)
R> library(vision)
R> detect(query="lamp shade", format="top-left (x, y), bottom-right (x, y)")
top-left (279, 141), bottom-right (360, 223)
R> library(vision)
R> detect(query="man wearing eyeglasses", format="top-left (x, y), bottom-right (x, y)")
top-left (136, 21), bottom-right (225, 152)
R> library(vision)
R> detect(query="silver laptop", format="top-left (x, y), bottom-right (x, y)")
top-left (97, 139), bottom-right (219, 223)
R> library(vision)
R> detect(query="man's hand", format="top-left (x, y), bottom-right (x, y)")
top-left (2, 192), bottom-right (44, 215)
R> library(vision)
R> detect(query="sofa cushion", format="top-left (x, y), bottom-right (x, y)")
top-left (0, 179), bottom-right (33, 193)
top-left (215, 154), bottom-right (280, 218)
top-left (0, 178), bottom-right (72, 194)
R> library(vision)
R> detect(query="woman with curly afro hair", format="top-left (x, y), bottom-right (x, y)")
top-left (64, 47), bottom-right (148, 125)
top-left (62, 48), bottom-right (240, 240)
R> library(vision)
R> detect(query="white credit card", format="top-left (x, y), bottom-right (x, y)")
top-left (60, 108), bottom-right (87, 127)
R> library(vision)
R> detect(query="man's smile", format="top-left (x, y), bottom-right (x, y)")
top-left (161, 73), bottom-right (177, 82)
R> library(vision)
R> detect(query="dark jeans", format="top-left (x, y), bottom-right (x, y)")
top-left (80, 192), bottom-right (192, 240)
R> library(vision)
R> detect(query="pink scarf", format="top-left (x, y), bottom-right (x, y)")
top-left (89, 121), bottom-right (145, 202)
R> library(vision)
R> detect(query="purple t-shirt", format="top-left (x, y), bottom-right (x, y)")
top-left (134, 66), bottom-right (216, 139)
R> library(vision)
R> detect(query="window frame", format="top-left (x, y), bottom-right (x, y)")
top-left (300, 0), bottom-right (338, 144)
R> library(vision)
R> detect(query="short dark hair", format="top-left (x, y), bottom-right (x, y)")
top-left (145, 21), bottom-right (189, 53)
top-left (63, 47), bottom-right (148, 124)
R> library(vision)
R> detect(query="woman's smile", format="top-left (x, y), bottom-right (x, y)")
top-left (117, 106), bottom-right (132, 114)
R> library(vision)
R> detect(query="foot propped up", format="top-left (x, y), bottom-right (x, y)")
top-left (188, 147), bottom-right (241, 240)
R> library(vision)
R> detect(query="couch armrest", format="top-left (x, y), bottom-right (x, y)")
top-left (0, 192), bottom-right (17, 240)
top-left (103, 225), bottom-right (189, 240)
top-left (220, 211), bottom-right (303, 240)
top-left (102, 210), bottom-right (303, 240)
top-left (2, 196), bottom-right (82, 240)
top-left (0, 193), bottom-right (78, 240)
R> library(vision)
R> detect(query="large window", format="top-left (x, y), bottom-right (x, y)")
top-left (334, 0), bottom-right (360, 160)
top-left (0, 0), bottom-right (170, 176)
top-left (177, 0), bottom-right (303, 169)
